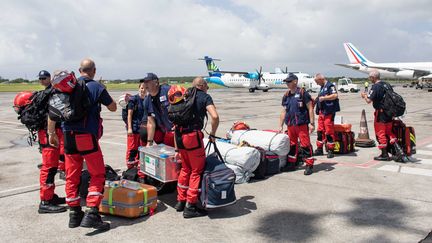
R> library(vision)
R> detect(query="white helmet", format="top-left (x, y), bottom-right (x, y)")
top-left (118, 93), bottom-right (131, 108)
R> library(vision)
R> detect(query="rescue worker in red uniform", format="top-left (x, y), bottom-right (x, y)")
top-left (313, 73), bottom-right (340, 158)
top-left (36, 70), bottom-right (67, 213)
top-left (172, 77), bottom-right (219, 218)
top-left (279, 73), bottom-right (315, 175)
top-left (142, 73), bottom-right (175, 147)
top-left (361, 70), bottom-right (397, 161)
top-left (125, 82), bottom-right (147, 168)
top-left (48, 59), bottom-right (116, 230)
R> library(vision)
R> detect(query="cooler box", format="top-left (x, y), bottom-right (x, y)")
top-left (99, 181), bottom-right (157, 218)
top-left (139, 144), bottom-right (181, 183)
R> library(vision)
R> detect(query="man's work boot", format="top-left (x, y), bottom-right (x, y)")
top-left (69, 206), bottom-right (84, 228)
top-left (80, 207), bottom-right (110, 231)
top-left (374, 148), bottom-right (391, 161)
top-left (175, 201), bottom-right (186, 212)
top-left (327, 150), bottom-right (334, 159)
top-left (313, 148), bottom-right (324, 156)
top-left (183, 203), bottom-right (207, 219)
top-left (304, 165), bottom-right (313, 176)
top-left (50, 194), bottom-right (66, 205)
top-left (38, 201), bottom-right (67, 214)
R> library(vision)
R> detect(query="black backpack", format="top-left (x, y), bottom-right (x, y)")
top-left (168, 87), bottom-right (197, 126)
top-left (380, 82), bottom-right (406, 117)
top-left (17, 89), bottom-right (52, 133)
top-left (48, 78), bottom-right (91, 122)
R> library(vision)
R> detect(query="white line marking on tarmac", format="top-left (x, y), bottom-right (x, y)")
top-left (100, 140), bottom-right (126, 146)
top-left (416, 150), bottom-right (432, 156)
top-left (377, 165), bottom-right (400, 172)
top-left (414, 158), bottom-right (432, 165)
top-left (400, 167), bottom-right (432, 177)
top-left (0, 180), bottom-right (65, 198)
top-left (427, 144), bottom-right (432, 148)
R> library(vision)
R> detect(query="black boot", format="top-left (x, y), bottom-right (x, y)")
top-left (69, 206), bottom-right (84, 228)
top-left (327, 150), bottom-right (334, 159)
top-left (175, 201), bottom-right (186, 212)
top-left (313, 148), bottom-right (324, 156)
top-left (38, 200), bottom-right (67, 214)
top-left (392, 143), bottom-right (408, 163)
top-left (304, 165), bottom-right (313, 175)
top-left (80, 207), bottom-right (110, 231)
top-left (183, 203), bottom-right (207, 219)
top-left (374, 148), bottom-right (391, 161)
top-left (49, 194), bottom-right (66, 205)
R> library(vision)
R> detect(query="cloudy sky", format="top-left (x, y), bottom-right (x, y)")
top-left (1, 0), bottom-right (431, 80)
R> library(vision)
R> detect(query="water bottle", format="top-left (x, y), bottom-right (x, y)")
top-left (120, 179), bottom-right (141, 190)
top-left (106, 181), bottom-right (119, 188)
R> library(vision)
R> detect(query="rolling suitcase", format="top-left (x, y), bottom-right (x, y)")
top-left (99, 180), bottom-right (157, 218)
top-left (265, 151), bottom-right (280, 175)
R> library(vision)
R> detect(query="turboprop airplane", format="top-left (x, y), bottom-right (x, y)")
top-left (200, 56), bottom-right (320, 93)
top-left (336, 43), bottom-right (432, 80)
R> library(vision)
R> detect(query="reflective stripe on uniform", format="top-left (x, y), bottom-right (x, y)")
top-left (88, 191), bottom-right (103, 196)
top-left (177, 183), bottom-right (189, 189)
top-left (66, 196), bottom-right (80, 202)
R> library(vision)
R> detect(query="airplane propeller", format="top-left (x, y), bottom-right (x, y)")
top-left (256, 66), bottom-right (265, 85)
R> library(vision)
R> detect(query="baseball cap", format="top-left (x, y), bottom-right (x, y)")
top-left (140, 73), bottom-right (159, 82)
top-left (283, 73), bottom-right (298, 83)
top-left (38, 70), bottom-right (51, 78)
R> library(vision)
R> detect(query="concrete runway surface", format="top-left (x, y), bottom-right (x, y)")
top-left (0, 86), bottom-right (431, 242)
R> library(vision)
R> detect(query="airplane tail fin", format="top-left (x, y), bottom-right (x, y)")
top-left (343, 43), bottom-right (373, 64)
top-left (199, 56), bottom-right (221, 76)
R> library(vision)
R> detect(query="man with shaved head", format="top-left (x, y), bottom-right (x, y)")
top-left (173, 76), bottom-right (219, 218)
top-left (313, 73), bottom-right (340, 158)
top-left (49, 58), bottom-right (116, 230)
top-left (361, 70), bottom-right (397, 161)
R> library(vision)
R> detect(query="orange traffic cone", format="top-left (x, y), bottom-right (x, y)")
top-left (355, 109), bottom-right (376, 147)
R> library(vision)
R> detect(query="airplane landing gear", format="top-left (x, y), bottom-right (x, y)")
top-left (262, 89), bottom-right (268, 92)
top-left (249, 88), bottom-right (255, 93)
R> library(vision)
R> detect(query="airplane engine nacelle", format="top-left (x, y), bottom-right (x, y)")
top-left (244, 72), bottom-right (258, 80)
top-left (396, 70), bottom-right (415, 79)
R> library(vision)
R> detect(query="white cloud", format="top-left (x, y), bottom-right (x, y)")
top-left (0, 0), bottom-right (431, 79)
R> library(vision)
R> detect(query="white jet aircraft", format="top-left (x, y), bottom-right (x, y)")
top-left (200, 56), bottom-right (320, 93)
top-left (336, 43), bottom-right (432, 80)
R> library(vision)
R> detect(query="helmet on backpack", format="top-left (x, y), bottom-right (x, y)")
top-left (51, 70), bottom-right (77, 93)
top-left (13, 91), bottom-right (33, 113)
top-left (168, 85), bottom-right (187, 104)
top-left (231, 121), bottom-right (250, 131)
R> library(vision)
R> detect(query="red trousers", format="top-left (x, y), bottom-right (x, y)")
top-left (64, 132), bottom-right (105, 207)
top-left (286, 124), bottom-right (314, 166)
top-left (126, 133), bottom-right (145, 168)
top-left (177, 131), bottom-right (205, 204)
top-left (316, 112), bottom-right (336, 150)
top-left (38, 128), bottom-right (64, 201)
top-left (374, 111), bottom-right (396, 149)
top-left (126, 133), bottom-right (147, 178)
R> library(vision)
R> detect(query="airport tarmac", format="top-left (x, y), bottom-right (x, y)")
top-left (0, 86), bottom-right (431, 242)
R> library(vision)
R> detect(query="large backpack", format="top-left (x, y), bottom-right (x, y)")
top-left (379, 82), bottom-right (406, 117)
top-left (18, 89), bottom-right (52, 132)
top-left (48, 74), bottom-right (91, 122)
top-left (167, 87), bottom-right (197, 127)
